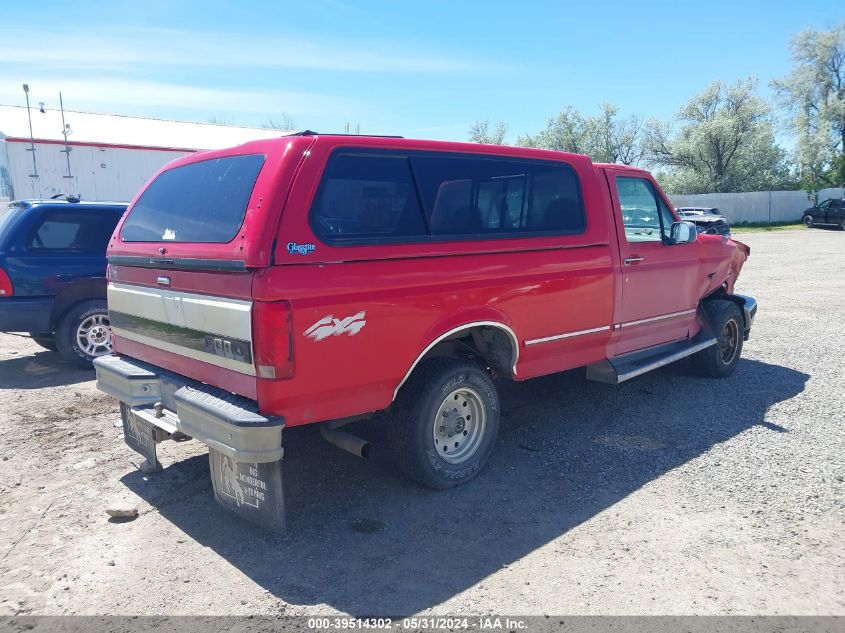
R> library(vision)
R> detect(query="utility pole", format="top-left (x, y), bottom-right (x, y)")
top-left (22, 84), bottom-right (40, 198)
top-left (59, 92), bottom-right (74, 191)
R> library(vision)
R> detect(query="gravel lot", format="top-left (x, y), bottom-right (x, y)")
top-left (0, 228), bottom-right (842, 617)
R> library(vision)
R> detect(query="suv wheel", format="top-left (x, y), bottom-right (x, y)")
top-left (388, 358), bottom-right (500, 489)
top-left (802, 214), bottom-right (814, 228)
top-left (55, 300), bottom-right (113, 367)
top-left (692, 300), bottom-right (744, 378)
top-left (840, 219), bottom-right (845, 231)
top-left (28, 333), bottom-right (58, 352)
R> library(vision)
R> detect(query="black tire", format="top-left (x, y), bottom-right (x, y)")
top-left (802, 214), bottom-right (814, 228)
top-left (29, 333), bottom-right (57, 352)
top-left (692, 300), bottom-right (744, 378)
top-left (839, 219), bottom-right (845, 231)
top-left (388, 358), bottom-right (500, 489)
top-left (55, 300), bottom-right (112, 367)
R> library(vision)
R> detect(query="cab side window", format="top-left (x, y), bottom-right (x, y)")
top-left (617, 177), bottom-right (675, 243)
top-left (657, 194), bottom-right (677, 233)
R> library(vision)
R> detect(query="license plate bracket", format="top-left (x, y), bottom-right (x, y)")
top-left (121, 404), bottom-right (161, 471)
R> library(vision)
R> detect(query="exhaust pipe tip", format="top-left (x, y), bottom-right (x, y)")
top-left (321, 424), bottom-right (374, 459)
top-left (359, 441), bottom-right (375, 459)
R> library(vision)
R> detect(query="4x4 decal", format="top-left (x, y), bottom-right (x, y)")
top-left (304, 311), bottom-right (367, 341)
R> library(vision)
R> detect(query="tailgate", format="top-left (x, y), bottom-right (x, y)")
top-left (107, 266), bottom-right (259, 398)
top-left (109, 280), bottom-right (253, 374)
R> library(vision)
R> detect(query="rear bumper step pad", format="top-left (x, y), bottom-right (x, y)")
top-left (96, 354), bottom-right (286, 532)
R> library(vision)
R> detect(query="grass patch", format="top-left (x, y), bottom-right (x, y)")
top-left (730, 221), bottom-right (805, 233)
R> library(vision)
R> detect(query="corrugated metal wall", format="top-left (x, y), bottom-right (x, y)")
top-left (670, 188), bottom-right (845, 223)
top-left (0, 136), bottom-right (13, 199)
top-left (3, 140), bottom-right (188, 202)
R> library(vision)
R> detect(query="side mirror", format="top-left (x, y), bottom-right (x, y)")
top-left (670, 221), bottom-right (698, 244)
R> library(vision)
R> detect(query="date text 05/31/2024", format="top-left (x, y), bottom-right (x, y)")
top-left (306, 617), bottom-right (529, 630)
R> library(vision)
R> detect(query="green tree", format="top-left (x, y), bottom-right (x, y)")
top-left (645, 78), bottom-right (792, 193)
top-left (468, 120), bottom-right (508, 145)
top-left (773, 22), bottom-right (845, 202)
top-left (517, 107), bottom-right (589, 153)
top-left (517, 103), bottom-right (644, 164)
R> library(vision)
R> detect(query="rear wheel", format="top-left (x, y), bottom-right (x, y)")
top-left (839, 219), bottom-right (845, 231)
top-left (55, 300), bottom-right (113, 367)
top-left (29, 333), bottom-right (57, 352)
top-left (692, 300), bottom-right (744, 378)
top-left (388, 358), bottom-right (500, 489)
top-left (802, 214), bottom-right (814, 228)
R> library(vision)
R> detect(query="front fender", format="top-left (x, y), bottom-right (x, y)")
top-left (726, 238), bottom-right (750, 294)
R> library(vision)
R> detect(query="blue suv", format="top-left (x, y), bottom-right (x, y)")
top-left (0, 197), bottom-right (127, 366)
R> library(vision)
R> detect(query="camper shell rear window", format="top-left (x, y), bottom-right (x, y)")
top-left (121, 154), bottom-right (265, 243)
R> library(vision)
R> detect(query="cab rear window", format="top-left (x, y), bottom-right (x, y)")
top-left (121, 154), bottom-right (265, 243)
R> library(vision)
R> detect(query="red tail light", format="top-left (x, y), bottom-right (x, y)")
top-left (0, 268), bottom-right (13, 297)
top-left (252, 300), bottom-right (293, 379)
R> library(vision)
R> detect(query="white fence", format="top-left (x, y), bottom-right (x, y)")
top-left (669, 188), bottom-right (845, 224)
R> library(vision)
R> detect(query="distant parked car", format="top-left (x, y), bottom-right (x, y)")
top-left (802, 198), bottom-right (845, 230)
top-left (676, 207), bottom-right (731, 235)
top-left (0, 197), bottom-right (127, 366)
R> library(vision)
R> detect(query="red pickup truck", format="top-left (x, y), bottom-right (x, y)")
top-left (94, 133), bottom-right (756, 531)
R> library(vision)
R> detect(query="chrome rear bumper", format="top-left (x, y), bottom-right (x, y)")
top-left (94, 354), bottom-right (286, 532)
top-left (94, 354), bottom-right (284, 463)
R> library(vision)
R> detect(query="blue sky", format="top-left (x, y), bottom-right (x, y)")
top-left (1, 0), bottom-right (841, 141)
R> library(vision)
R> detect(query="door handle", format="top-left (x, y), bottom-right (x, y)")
top-left (624, 257), bottom-right (644, 265)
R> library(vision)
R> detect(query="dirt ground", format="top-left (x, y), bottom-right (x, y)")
top-left (0, 228), bottom-right (842, 617)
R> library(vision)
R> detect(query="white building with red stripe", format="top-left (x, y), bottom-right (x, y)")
top-left (0, 105), bottom-right (284, 202)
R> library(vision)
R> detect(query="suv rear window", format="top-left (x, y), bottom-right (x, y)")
top-left (28, 211), bottom-right (118, 253)
top-left (121, 154), bottom-right (265, 243)
top-left (310, 150), bottom-right (584, 244)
